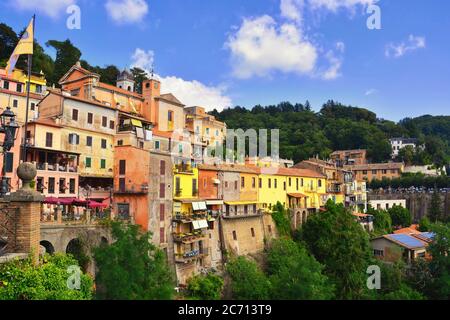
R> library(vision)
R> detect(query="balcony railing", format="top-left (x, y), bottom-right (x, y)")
top-left (173, 212), bottom-right (209, 222)
top-left (174, 163), bottom-right (193, 174)
top-left (35, 162), bottom-right (78, 173)
top-left (175, 249), bottom-right (209, 263)
top-left (115, 184), bottom-right (149, 195)
top-left (173, 231), bottom-right (207, 243)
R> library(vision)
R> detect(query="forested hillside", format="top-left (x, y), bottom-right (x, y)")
top-left (1, 22), bottom-right (449, 166)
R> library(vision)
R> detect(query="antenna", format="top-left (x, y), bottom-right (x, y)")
top-left (150, 63), bottom-right (155, 79)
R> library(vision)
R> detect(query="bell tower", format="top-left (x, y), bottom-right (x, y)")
top-left (142, 77), bottom-right (161, 126)
top-left (116, 69), bottom-right (135, 92)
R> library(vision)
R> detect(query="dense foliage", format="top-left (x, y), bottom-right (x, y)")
top-left (266, 239), bottom-right (334, 300)
top-left (186, 273), bottom-right (224, 300)
top-left (94, 222), bottom-right (175, 300)
top-left (368, 173), bottom-right (450, 189)
top-left (271, 202), bottom-right (291, 238)
top-left (298, 201), bottom-right (373, 299)
top-left (388, 205), bottom-right (412, 228)
top-left (0, 254), bottom-right (93, 300)
top-left (367, 206), bottom-right (392, 235)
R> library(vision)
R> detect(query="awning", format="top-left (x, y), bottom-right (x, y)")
top-left (224, 201), bottom-right (259, 205)
top-left (192, 201), bottom-right (207, 211)
top-left (288, 193), bottom-right (307, 198)
top-left (131, 119), bottom-right (143, 128)
top-left (213, 179), bottom-right (221, 184)
top-left (206, 200), bottom-right (223, 206)
top-left (192, 220), bottom-right (209, 230)
top-left (88, 200), bottom-right (108, 209)
top-left (136, 127), bottom-right (144, 139)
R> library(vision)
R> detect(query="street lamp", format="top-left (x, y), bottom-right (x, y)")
top-left (0, 107), bottom-right (20, 196)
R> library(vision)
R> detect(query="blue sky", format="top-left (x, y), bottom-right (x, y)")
top-left (0, 0), bottom-right (449, 121)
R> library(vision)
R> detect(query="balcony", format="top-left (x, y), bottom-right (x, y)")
top-left (115, 184), bottom-right (149, 195)
top-left (173, 212), bottom-right (209, 223)
top-left (175, 249), bottom-right (208, 264)
top-left (223, 209), bottom-right (264, 219)
top-left (35, 162), bottom-right (78, 173)
top-left (174, 163), bottom-right (193, 174)
top-left (175, 188), bottom-right (183, 197)
top-left (173, 231), bottom-right (207, 244)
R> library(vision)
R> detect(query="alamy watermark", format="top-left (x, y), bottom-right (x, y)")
top-left (367, 4), bottom-right (382, 30)
top-left (67, 265), bottom-right (81, 290)
top-left (366, 265), bottom-right (381, 290)
top-left (66, 5), bottom-right (81, 30)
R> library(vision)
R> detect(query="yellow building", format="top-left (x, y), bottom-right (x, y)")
top-left (173, 164), bottom-right (199, 214)
top-left (12, 68), bottom-right (47, 95)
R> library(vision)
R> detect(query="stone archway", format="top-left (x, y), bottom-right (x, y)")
top-left (40, 240), bottom-right (55, 255)
top-left (302, 212), bottom-right (307, 224)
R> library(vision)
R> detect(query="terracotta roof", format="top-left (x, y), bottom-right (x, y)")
top-left (158, 93), bottom-right (184, 106)
top-left (271, 167), bottom-right (326, 178)
top-left (198, 164), bottom-right (259, 174)
top-left (344, 162), bottom-right (404, 171)
top-left (394, 225), bottom-right (420, 235)
top-left (98, 82), bottom-right (143, 99)
top-left (287, 193), bottom-right (307, 198)
top-left (42, 89), bottom-right (116, 111)
top-left (28, 119), bottom-right (62, 128)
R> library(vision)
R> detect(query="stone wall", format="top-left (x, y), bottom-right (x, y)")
top-left (368, 192), bottom-right (450, 221)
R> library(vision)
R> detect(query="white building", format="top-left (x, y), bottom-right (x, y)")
top-left (390, 137), bottom-right (419, 158)
top-left (369, 199), bottom-right (407, 211)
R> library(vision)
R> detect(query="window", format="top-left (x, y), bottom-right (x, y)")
top-left (244, 205), bottom-right (248, 215)
top-left (160, 160), bottom-right (166, 175)
top-left (268, 178), bottom-right (272, 188)
top-left (45, 132), bottom-right (53, 148)
top-left (259, 178), bottom-right (262, 188)
top-left (215, 129), bottom-right (219, 136)
top-left (30, 102), bottom-right (35, 111)
top-left (168, 110), bottom-right (173, 122)
top-left (16, 83), bottom-right (22, 92)
top-left (160, 228), bottom-right (165, 244)
top-left (232, 231), bottom-right (237, 241)
top-left (253, 204), bottom-right (257, 213)
top-left (373, 249), bottom-right (384, 257)
top-left (155, 140), bottom-right (160, 150)
top-left (109, 120), bottom-right (115, 130)
top-left (117, 203), bottom-right (130, 220)
top-left (283, 181), bottom-right (286, 191)
top-left (101, 139), bottom-right (107, 149)
top-left (4, 152), bottom-right (13, 173)
top-left (192, 179), bottom-right (198, 195)
top-left (251, 228), bottom-right (255, 237)
top-left (86, 136), bottom-right (92, 147)
top-left (59, 178), bottom-right (66, 194)
top-left (225, 181), bottom-right (228, 188)
top-left (69, 179), bottom-right (76, 194)
top-left (318, 179), bottom-right (322, 187)
top-left (252, 177), bottom-right (256, 188)
top-left (87, 113), bottom-right (93, 124)
top-left (382, 170), bottom-right (387, 174)
top-left (363, 170), bottom-right (368, 175)
top-left (119, 160), bottom-right (126, 175)
top-left (372, 170), bottom-right (377, 174)
top-left (160, 204), bottom-right (165, 221)
top-left (68, 133), bottom-right (80, 145)
top-left (119, 178), bottom-right (126, 192)
top-left (289, 177), bottom-right (292, 187)
top-left (100, 159), bottom-right (106, 169)
top-left (35, 85), bottom-right (42, 94)
top-left (36, 177), bottom-right (44, 192)
top-left (85, 157), bottom-right (92, 168)
top-left (274, 179), bottom-right (278, 189)
top-left (3, 81), bottom-right (9, 90)
top-left (234, 181), bottom-right (238, 190)
top-left (175, 177), bottom-right (181, 194)
top-left (102, 116), bottom-right (107, 127)
top-left (206, 128), bottom-right (210, 135)
top-left (117, 140), bottom-right (123, 146)
top-left (160, 183), bottom-right (165, 198)
top-left (301, 178), bottom-right (304, 187)
top-left (72, 109), bottom-right (78, 121)
top-left (13, 99), bottom-right (18, 108)
top-left (241, 177), bottom-right (245, 188)
top-left (48, 178), bottom-right (55, 194)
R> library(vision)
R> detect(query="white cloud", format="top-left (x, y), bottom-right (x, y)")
top-left (308, 0), bottom-right (378, 12)
top-left (385, 35), bottom-right (426, 58)
top-left (130, 48), bottom-right (232, 111)
top-left (365, 88), bottom-right (377, 96)
top-left (160, 77), bottom-right (232, 112)
top-left (321, 47), bottom-right (343, 80)
top-left (280, 0), bottom-right (305, 23)
top-left (105, 0), bottom-right (149, 24)
top-left (131, 48), bottom-right (154, 70)
top-left (12, 0), bottom-right (76, 18)
top-left (225, 15), bottom-right (318, 79)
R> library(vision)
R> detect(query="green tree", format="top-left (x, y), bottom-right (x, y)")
top-left (426, 223), bottom-right (450, 299)
top-left (94, 221), bottom-right (175, 300)
top-left (388, 205), bottom-right (412, 228)
top-left (46, 39), bottom-right (82, 85)
top-left (226, 256), bottom-right (271, 300)
top-left (299, 201), bottom-right (372, 299)
top-left (429, 189), bottom-right (443, 223)
top-left (418, 216), bottom-right (431, 232)
top-left (186, 273), bottom-right (224, 300)
top-left (131, 67), bottom-right (149, 94)
top-left (271, 202), bottom-right (291, 237)
top-left (0, 23), bottom-right (18, 66)
top-left (367, 206), bottom-right (392, 235)
top-left (398, 145), bottom-right (415, 165)
top-left (267, 239), bottom-right (334, 300)
top-left (0, 254), bottom-right (93, 300)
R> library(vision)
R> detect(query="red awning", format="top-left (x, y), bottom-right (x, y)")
top-left (43, 197), bottom-right (59, 204)
top-left (88, 200), bottom-right (108, 209)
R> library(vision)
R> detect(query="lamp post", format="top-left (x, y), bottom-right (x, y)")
top-left (0, 107), bottom-right (20, 196)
